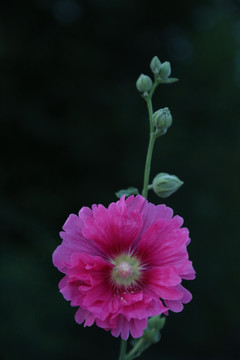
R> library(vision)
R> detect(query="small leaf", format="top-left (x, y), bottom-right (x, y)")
top-left (115, 187), bottom-right (139, 199)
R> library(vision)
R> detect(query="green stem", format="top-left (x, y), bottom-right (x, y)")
top-left (142, 93), bottom-right (156, 199)
top-left (125, 339), bottom-right (144, 360)
top-left (149, 79), bottom-right (159, 98)
top-left (119, 339), bottom-right (127, 360)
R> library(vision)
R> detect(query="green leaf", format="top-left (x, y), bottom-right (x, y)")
top-left (115, 187), bottom-right (139, 199)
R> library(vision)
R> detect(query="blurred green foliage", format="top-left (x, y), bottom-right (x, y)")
top-left (1, 0), bottom-right (240, 359)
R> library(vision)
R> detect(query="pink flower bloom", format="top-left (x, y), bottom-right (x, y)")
top-left (53, 195), bottom-right (195, 340)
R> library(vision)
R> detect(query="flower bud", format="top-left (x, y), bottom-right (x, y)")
top-left (148, 315), bottom-right (166, 331)
top-left (152, 107), bottom-right (172, 136)
top-left (158, 61), bottom-right (171, 79)
top-left (150, 56), bottom-right (161, 74)
top-left (143, 315), bottom-right (166, 344)
top-left (136, 74), bottom-right (153, 93)
top-left (152, 173), bottom-right (183, 198)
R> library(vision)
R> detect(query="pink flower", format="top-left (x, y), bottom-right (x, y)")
top-left (53, 195), bottom-right (195, 340)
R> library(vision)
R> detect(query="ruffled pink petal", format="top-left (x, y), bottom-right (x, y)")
top-left (74, 307), bottom-right (96, 327)
top-left (164, 300), bottom-right (184, 312)
top-left (177, 284), bottom-right (193, 303)
top-left (112, 315), bottom-right (130, 340)
top-left (53, 210), bottom-right (101, 272)
top-left (115, 292), bottom-right (166, 321)
top-left (125, 195), bottom-right (147, 213)
top-left (125, 195), bottom-right (174, 222)
top-left (75, 289), bottom-right (167, 339)
top-left (60, 253), bottom-right (113, 314)
top-left (125, 196), bottom-right (176, 242)
top-left (164, 285), bottom-right (192, 313)
top-left (176, 260), bottom-right (196, 280)
top-left (82, 197), bottom-right (143, 257)
top-left (140, 201), bottom-right (174, 232)
top-left (129, 318), bottom-right (148, 338)
top-left (108, 315), bottom-right (148, 340)
top-left (144, 265), bottom-right (181, 287)
top-left (74, 307), bottom-right (89, 324)
top-left (136, 218), bottom-right (190, 267)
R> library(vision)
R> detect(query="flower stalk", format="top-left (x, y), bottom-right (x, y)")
top-left (125, 338), bottom-right (144, 360)
top-left (119, 339), bottom-right (127, 360)
top-left (119, 338), bottom-right (145, 360)
top-left (142, 81), bottom-right (158, 199)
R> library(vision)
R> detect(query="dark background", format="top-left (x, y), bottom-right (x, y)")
top-left (1, 0), bottom-right (240, 359)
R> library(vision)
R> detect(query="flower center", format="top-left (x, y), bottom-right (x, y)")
top-left (116, 261), bottom-right (133, 279)
top-left (112, 254), bottom-right (141, 287)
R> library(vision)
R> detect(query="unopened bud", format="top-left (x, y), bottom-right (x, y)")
top-left (148, 315), bottom-right (166, 331)
top-left (143, 315), bottom-right (166, 344)
top-left (152, 173), bottom-right (183, 198)
top-left (152, 107), bottom-right (172, 136)
top-left (150, 56), bottom-right (161, 74)
top-left (158, 61), bottom-right (171, 79)
top-left (136, 74), bottom-right (153, 93)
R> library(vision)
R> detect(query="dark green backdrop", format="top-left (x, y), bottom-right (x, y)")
top-left (1, 0), bottom-right (240, 359)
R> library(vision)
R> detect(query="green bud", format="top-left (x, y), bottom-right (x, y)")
top-left (151, 173), bottom-right (184, 198)
top-left (152, 107), bottom-right (172, 136)
top-left (150, 56), bottom-right (161, 74)
top-left (130, 315), bottom-right (166, 358)
top-left (136, 74), bottom-right (153, 93)
top-left (148, 315), bottom-right (166, 332)
top-left (143, 328), bottom-right (160, 344)
top-left (142, 315), bottom-right (166, 345)
top-left (158, 61), bottom-right (171, 79)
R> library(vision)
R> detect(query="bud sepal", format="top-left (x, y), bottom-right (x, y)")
top-left (115, 187), bottom-right (139, 199)
top-left (161, 77), bottom-right (179, 83)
